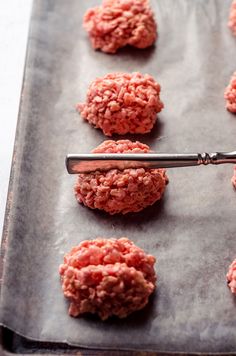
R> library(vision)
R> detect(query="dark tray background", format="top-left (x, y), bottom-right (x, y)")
top-left (0, 328), bottom-right (151, 356)
top-left (2, 328), bottom-right (233, 356)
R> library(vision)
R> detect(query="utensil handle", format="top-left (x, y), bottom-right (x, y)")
top-left (66, 151), bottom-right (236, 174)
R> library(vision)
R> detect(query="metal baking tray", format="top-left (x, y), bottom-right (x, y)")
top-left (1, 0), bottom-right (236, 354)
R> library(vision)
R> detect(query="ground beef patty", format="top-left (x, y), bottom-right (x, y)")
top-left (83, 0), bottom-right (157, 53)
top-left (227, 258), bottom-right (236, 295)
top-left (59, 237), bottom-right (157, 320)
top-left (74, 140), bottom-right (168, 215)
top-left (229, 0), bottom-right (236, 36)
top-left (224, 72), bottom-right (236, 113)
top-left (77, 72), bottom-right (164, 136)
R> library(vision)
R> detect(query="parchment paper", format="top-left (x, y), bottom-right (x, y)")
top-left (1, 0), bottom-right (236, 353)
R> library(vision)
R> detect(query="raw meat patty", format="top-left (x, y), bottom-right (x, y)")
top-left (224, 72), bottom-right (236, 113)
top-left (59, 237), bottom-right (157, 320)
top-left (83, 0), bottom-right (157, 53)
top-left (74, 140), bottom-right (168, 215)
top-left (227, 258), bottom-right (236, 295)
top-left (229, 0), bottom-right (236, 36)
top-left (77, 72), bottom-right (164, 136)
top-left (232, 166), bottom-right (236, 189)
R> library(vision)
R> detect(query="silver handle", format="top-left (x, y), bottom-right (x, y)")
top-left (66, 151), bottom-right (236, 174)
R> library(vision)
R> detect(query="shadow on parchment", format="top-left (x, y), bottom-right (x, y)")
top-left (87, 195), bottom-right (167, 229)
top-left (97, 43), bottom-right (156, 64)
top-left (111, 119), bottom-right (165, 147)
top-left (116, 44), bottom-right (157, 60)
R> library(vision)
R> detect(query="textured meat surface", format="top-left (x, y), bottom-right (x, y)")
top-left (74, 140), bottom-right (168, 215)
top-left (224, 72), bottom-right (236, 113)
top-left (83, 0), bottom-right (157, 53)
top-left (77, 72), bottom-right (163, 136)
top-left (227, 259), bottom-right (236, 295)
top-left (59, 237), bottom-right (156, 320)
top-left (229, 0), bottom-right (236, 36)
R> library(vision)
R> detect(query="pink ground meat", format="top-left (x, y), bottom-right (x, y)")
top-left (224, 72), bottom-right (236, 113)
top-left (83, 0), bottom-right (157, 54)
top-left (227, 259), bottom-right (236, 295)
top-left (74, 140), bottom-right (168, 215)
top-left (59, 237), bottom-right (156, 320)
top-left (229, 0), bottom-right (236, 36)
top-left (77, 72), bottom-right (164, 136)
top-left (232, 166), bottom-right (236, 189)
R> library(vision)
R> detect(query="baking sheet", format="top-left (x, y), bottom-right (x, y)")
top-left (1, 0), bottom-right (236, 353)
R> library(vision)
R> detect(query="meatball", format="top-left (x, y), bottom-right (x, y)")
top-left (232, 166), bottom-right (236, 189)
top-left (229, 0), bottom-right (236, 36)
top-left (83, 0), bottom-right (157, 53)
top-left (74, 140), bottom-right (168, 215)
top-left (77, 72), bottom-right (164, 136)
top-left (227, 258), bottom-right (236, 295)
top-left (224, 72), bottom-right (236, 113)
top-left (59, 237), bottom-right (157, 320)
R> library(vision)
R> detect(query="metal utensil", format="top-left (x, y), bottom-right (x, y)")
top-left (66, 151), bottom-right (236, 174)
